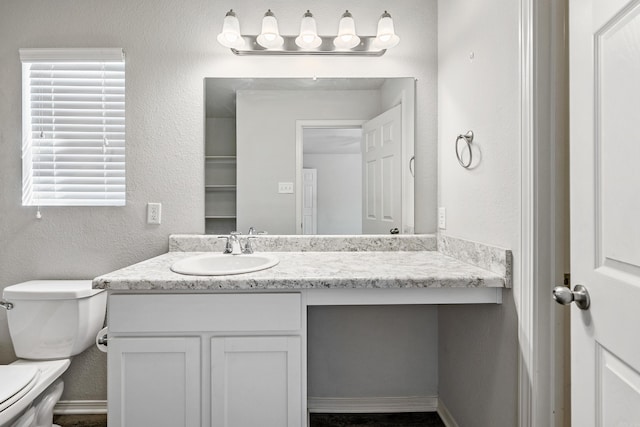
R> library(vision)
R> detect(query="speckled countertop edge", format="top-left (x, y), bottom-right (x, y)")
top-left (169, 234), bottom-right (438, 253)
top-left (93, 251), bottom-right (506, 291)
top-left (437, 234), bottom-right (513, 288)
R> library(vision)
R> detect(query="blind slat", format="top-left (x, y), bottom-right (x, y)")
top-left (22, 55), bottom-right (125, 207)
top-left (33, 170), bottom-right (125, 177)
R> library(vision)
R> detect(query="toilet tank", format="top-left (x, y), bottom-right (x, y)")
top-left (3, 280), bottom-right (107, 360)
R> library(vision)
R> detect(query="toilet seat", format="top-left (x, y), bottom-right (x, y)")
top-left (0, 365), bottom-right (40, 412)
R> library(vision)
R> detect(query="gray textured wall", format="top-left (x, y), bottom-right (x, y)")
top-left (0, 0), bottom-right (439, 401)
top-left (437, 0), bottom-right (520, 424)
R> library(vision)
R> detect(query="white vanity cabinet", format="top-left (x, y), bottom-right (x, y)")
top-left (108, 336), bottom-right (202, 426)
top-left (107, 292), bottom-right (305, 427)
top-left (211, 336), bottom-right (302, 427)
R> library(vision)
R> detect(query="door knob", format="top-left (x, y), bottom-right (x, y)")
top-left (552, 284), bottom-right (590, 310)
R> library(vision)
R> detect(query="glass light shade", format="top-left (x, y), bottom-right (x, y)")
top-left (295, 11), bottom-right (322, 49)
top-left (333, 11), bottom-right (360, 49)
top-left (257, 10), bottom-right (284, 49)
top-left (217, 10), bottom-right (245, 49)
top-left (373, 11), bottom-right (400, 49)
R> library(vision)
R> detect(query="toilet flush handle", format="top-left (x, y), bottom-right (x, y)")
top-left (0, 299), bottom-right (14, 310)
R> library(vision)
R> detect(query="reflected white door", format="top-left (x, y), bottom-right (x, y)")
top-left (570, 0), bottom-right (640, 425)
top-left (302, 168), bottom-right (317, 235)
top-left (361, 104), bottom-right (402, 234)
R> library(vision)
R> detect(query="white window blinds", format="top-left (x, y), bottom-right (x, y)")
top-left (20, 48), bottom-right (126, 206)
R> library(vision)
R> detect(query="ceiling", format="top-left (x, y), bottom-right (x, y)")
top-left (303, 127), bottom-right (363, 154)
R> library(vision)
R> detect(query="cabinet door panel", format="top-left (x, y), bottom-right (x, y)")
top-left (211, 336), bottom-right (302, 427)
top-left (108, 337), bottom-right (201, 427)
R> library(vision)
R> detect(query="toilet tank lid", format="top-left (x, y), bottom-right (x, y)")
top-left (3, 280), bottom-right (104, 300)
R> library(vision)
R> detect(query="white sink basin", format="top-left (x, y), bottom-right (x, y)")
top-left (170, 253), bottom-right (279, 276)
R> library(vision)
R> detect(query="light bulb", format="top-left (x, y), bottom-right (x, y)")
top-left (217, 10), bottom-right (245, 49)
top-left (334, 10), bottom-right (360, 49)
top-left (295, 10), bottom-right (322, 49)
top-left (257, 9), bottom-right (284, 49)
top-left (373, 11), bottom-right (400, 49)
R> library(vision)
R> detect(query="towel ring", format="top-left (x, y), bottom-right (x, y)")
top-left (455, 130), bottom-right (474, 169)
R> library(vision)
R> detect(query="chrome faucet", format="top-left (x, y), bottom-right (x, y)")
top-left (218, 232), bottom-right (243, 255)
top-left (243, 227), bottom-right (267, 253)
top-left (243, 236), bottom-right (258, 254)
top-left (219, 231), bottom-right (265, 255)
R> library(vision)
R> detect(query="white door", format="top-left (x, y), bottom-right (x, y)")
top-left (108, 337), bottom-right (201, 427)
top-left (302, 168), bottom-right (317, 234)
top-left (211, 336), bottom-right (302, 427)
top-left (361, 104), bottom-right (402, 234)
top-left (569, 0), bottom-right (640, 425)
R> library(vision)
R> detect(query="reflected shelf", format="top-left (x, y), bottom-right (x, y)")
top-left (205, 185), bottom-right (236, 190)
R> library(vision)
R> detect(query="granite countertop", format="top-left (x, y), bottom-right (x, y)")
top-left (93, 250), bottom-right (507, 291)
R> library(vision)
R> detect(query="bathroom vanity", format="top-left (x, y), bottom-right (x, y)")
top-left (94, 234), bottom-right (510, 427)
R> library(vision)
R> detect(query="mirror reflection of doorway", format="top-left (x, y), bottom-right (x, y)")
top-left (302, 127), bottom-right (363, 235)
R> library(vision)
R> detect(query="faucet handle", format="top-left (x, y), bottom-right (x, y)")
top-left (243, 236), bottom-right (258, 254)
top-left (218, 235), bottom-right (232, 254)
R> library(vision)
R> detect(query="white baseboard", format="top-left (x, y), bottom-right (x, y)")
top-left (55, 397), bottom-right (453, 422)
top-left (53, 400), bottom-right (107, 415)
top-left (437, 398), bottom-right (459, 427)
top-left (307, 395), bottom-right (438, 413)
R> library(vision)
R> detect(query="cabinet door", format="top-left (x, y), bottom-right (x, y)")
top-left (211, 336), bottom-right (302, 427)
top-left (108, 337), bottom-right (201, 427)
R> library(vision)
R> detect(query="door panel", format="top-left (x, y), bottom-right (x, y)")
top-left (598, 5), bottom-right (640, 268)
top-left (381, 154), bottom-right (394, 221)
top-left (570, 0), bottom-right (640, 425)
top-left (597, 345), bottom-right (640, 426)
top-left (302, 168), bottom-right (317, 234)
top-left (365, 159), bottom-right (376, 220)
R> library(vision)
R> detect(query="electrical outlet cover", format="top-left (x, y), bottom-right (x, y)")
top-left (147, 203), bottom-right (162, 224)
top-left (278, 182), bottom-right (294, 194)
top-left (438, 207), bottom-right (446, 229)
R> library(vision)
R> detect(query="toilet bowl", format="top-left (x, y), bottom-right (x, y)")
top-left (0, 281), bottom-right (106, 427)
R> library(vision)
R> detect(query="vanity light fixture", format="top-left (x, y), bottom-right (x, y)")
top-left (257, 10), bottom-right (284, 49)
top-left (295, 10), bottom-right (322, 49)
top-left (217, 10), bottom-right (245, 49)
top-left (216, 9), bottom-right (399, 56)
top-left (333, 10), bottom-right (360, 49)
top-left (373, 11), bottom-right (400, 49)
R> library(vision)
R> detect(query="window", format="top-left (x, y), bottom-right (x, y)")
top-left (20, 48), bottom-right (125, 206)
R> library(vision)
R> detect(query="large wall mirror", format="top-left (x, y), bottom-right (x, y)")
top-left (204, 78), bottom-right (415, 235)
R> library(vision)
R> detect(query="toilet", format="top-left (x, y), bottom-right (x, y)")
top-left (0, 280), bottom-right (107, 427)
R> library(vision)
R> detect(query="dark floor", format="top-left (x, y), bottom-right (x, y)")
top-left (54, 412), bottom-right (445, 426)
top-left (311, 412), bottom-right (445, 427)
top-left (53, 414), bottom-right (107, 427)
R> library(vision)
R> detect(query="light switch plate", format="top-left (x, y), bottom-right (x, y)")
top-left (147, 203), bottom-right (162, 224)
top-left (278, 182), bottom-right (294, 194)
top-left (438, 207), bottom-right (446, 229)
